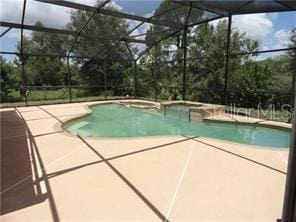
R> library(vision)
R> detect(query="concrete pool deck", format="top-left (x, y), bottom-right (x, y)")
top-left (0, 100), bottom-right (290, 221)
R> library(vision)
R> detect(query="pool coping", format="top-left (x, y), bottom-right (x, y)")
top-left (203, 118), bottom-right (292, 131)
top-left (54, 100), bottom-right (291, 150)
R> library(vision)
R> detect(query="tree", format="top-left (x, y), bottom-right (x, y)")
top-left (146, 0), bottom-right (202, 49)
top-left (229, 61), bottom-right (273, 108)
top-left (69, 1), bottom-right (133, 94)
top-left (0, 57), bottom-right (19, 102)
top-left (188, 20), bottom-right (259, 104)
top-left (16, 21), bottom-right (69, 86)
top-left (141, 0), bottom-right (205, 100)
top-left (23, 56), bottom-right (64, 86)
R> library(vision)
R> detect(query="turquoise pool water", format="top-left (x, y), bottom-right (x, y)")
top-left (64, 104), bottom-right (291, 148)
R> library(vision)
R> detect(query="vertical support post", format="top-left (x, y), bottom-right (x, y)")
top-left (224, 14), bottom-right (232, 105)
top-left (170, 60), bottom-right (175, 100)
top-left (290, 72), bottom-right (296, 122)
top-left (281, 79), bottom-right (296, 222)
top-left (20, 0), bottom-right (27, 106)
top-left (182, 26), bottom-right (187, 101)
top-left (67, 56), bottom-right (72, 103)
top-left (287, 72), bottom-right (296, 123)
top-left (181, 3), bottom-right (192, 102)
top-left (188, 109), bottom-right (191, 122)
top-left (103, 61), bottom-right (107, 100)
top-left (21, 55), bottom-right (27, 106)
top-left (154, 44), bottom-right (158, 101)
top-left (134, 60), bottom-right (137, 98)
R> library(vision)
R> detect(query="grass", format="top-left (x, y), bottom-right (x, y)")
top-left (0, 88), bottom-right (126, 108)
top-left (3, 88), bottom-right (122, 102)
top-left (1, 90), bottom-right (291, 123)
top-left (0, 96), bottom-right (128, 108)
top-left (5, 88), bottom-right (87, 102)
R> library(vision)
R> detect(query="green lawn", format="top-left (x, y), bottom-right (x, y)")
top-left (0, 88), bottom-right (125, 108)
top-left (3, 88), bottom-right (112, 103)
top-left (1, 90), bottom-right (291, 123)
top-left (6, 88), bottom-right (68, 102)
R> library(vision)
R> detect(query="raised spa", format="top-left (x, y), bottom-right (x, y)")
top-left (64, 103), bottom-right (291, 148)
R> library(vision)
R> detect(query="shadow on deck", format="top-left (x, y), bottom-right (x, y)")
top-left (0, 110), bottom-right (59, 221)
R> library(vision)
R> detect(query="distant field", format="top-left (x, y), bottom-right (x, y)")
top-left (2, 87), bottom-right (120, 102)
top-left (0, 88), bottom-right (126, 108)
top-left (1, 90), bottom-right (291, 123)
top-left (6, 88), bottom-right (69, 102)
top-left (4, 88), bottom-right (92, 102)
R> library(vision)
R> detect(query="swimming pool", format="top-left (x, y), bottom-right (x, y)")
top-left (64, 103), bottom-right (291, 148)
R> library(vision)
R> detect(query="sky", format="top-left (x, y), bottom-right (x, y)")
top-left (0, 0), bottom-right (295, 61)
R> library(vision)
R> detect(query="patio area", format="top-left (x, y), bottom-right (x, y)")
top-left (1, 100), bottom-right (289, 221)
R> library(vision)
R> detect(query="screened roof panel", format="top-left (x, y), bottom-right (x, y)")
top-left (0, 28), bottom-right (21, 53)
top-left (0, 0), bottom-right (23, 24)
top-left (22, 30), bottom-right (70, 56)
top-left (109, 0), bottom-right (162, 17)
top-left (67, 0), bottom-right (100, 7)
top-left (194, 0), bottom-right (252, 14)
top-left (277, 0), bottom-right (296, 10)
top-left (187, 7), bottom-right (221, 26)
top-left (185, 0), bottom-right (295, 15)
top-left (152, 4), bottom-right (191, 27)
top-left (78, 13), bottom-right (129, 41)
top-left (74, 32), bottom-right (120, 59)
top-left (149, 2), bottom-right (192, 28)
top-left (129, 26), bottom-right (180, 45)
top-left (145, 25), bottom-right (181, 47)
top-left (77, 15), bottom-right (147, 45)
top-left (237, 0), bottom-right (292, 14)
top-left (128, 22), bottom-right (152, 38)
top-left (106, 41), bottom-right (133, 61)
top-left (125, 19), bottom-right (143, 30)
top-left (128, 34), bottom-right (146, 41)
top-left (133, 43), bottom-right (148, 60)
top-left (1, 0), bottom-right (295, 60)
top-left (24, 0), bottom-right (75, 29)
